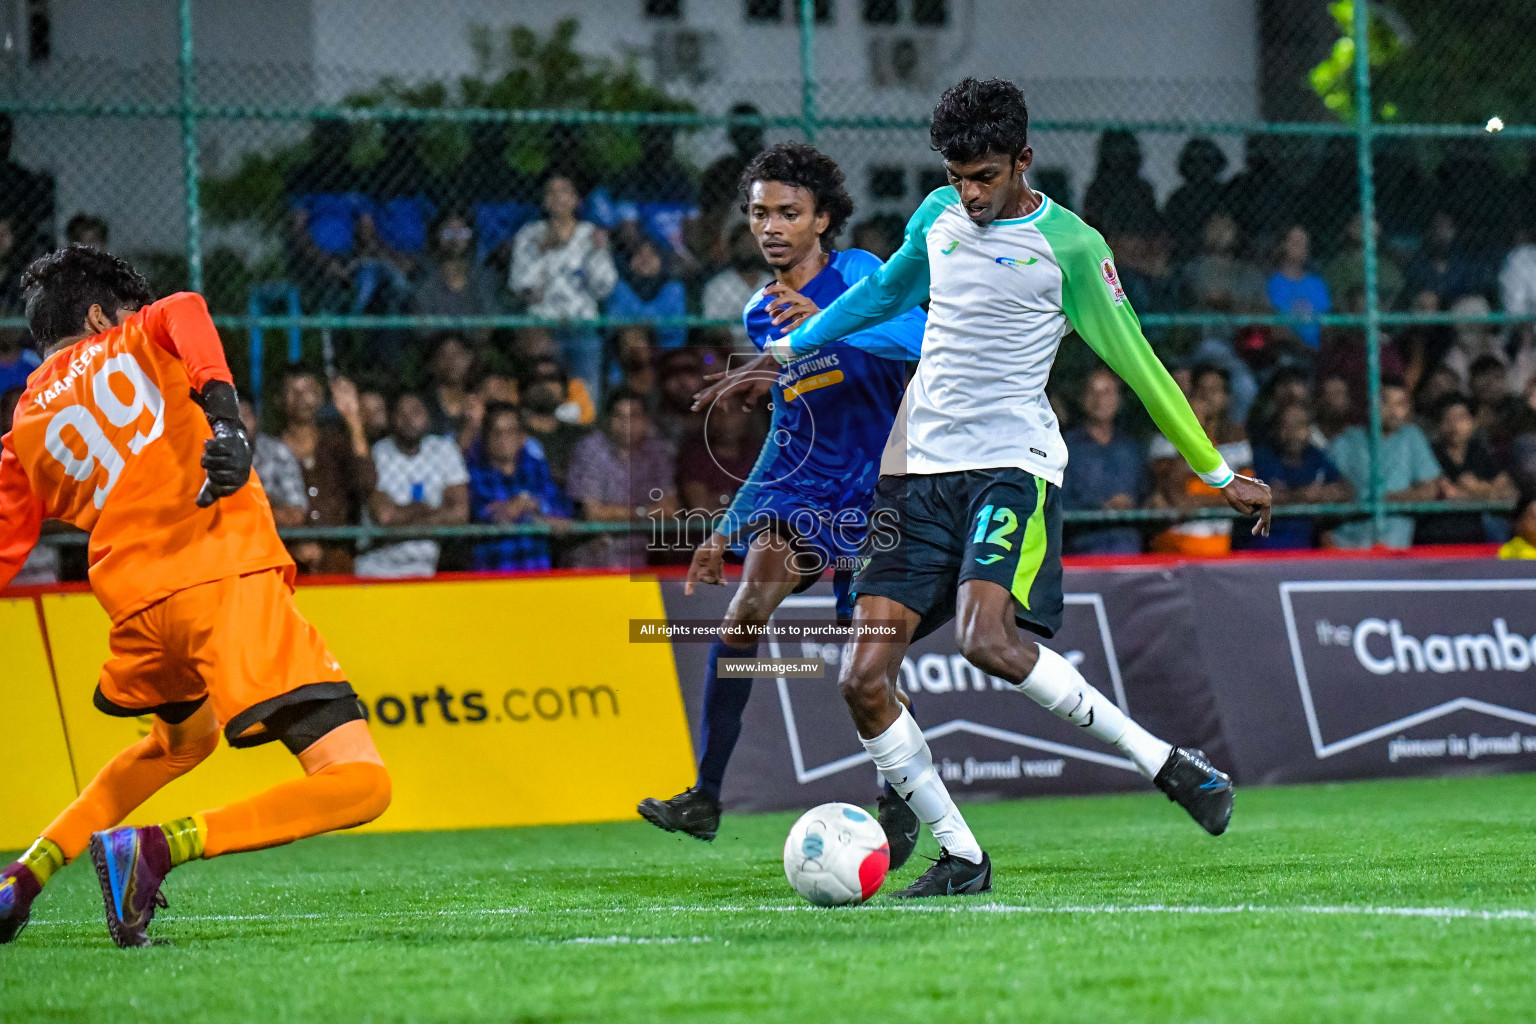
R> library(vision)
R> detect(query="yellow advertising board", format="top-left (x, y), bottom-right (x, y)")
top-left (0, 598), bottom-right (79, 849)
top-left (27, 575), bottom-right (693, 841)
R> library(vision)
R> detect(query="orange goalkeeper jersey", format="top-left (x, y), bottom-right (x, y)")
top-left (0, 292), bottom-right (293, 622)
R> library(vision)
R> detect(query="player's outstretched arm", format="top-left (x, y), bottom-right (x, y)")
top-left (0, 432), bottom-right (44, 590)
top-left (692, 352), bottom-right (776, 413)
top-left (1047, 224), bottom-right (1271, 536)
top-left (765, 197), bottom-right (939, 364)
top-left (766, 271), bottom-right (925, 363)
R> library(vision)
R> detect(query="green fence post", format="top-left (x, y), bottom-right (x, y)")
top-left (1352, 0), bottom-right (1384, 543)
top-left (798, 0), bottom-right (818, 142)
top-left (178, 0), bottom-right (204, 293)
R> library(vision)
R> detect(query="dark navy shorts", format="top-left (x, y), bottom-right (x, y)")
top-left (736, 484), bottom-right (870, 621)
top-left (852, 468), bottom-right (1064, 642)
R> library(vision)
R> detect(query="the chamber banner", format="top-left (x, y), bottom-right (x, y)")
top-left (661, 557), bottom-right (1536, 811)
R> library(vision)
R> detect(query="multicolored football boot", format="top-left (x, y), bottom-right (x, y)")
top-left (89, 825), bottom-right (173, 948)
top-left (0, 863), bottom-right (42, 944)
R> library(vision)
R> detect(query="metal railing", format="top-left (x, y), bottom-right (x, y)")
top-left (4, 0), bottom-right (1531, 552)
top-left (30, 499), bottom-right (1515, 551)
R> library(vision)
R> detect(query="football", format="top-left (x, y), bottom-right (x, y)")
top-left (782, 802), bottom-right (891, 906)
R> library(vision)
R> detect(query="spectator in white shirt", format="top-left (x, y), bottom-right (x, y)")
top-left (701, 223), bottom-right (772, 352)
top-left (1500, 229), bottom-right (1536, 391)
top-left (354, 391), bottom-right (470, 578)
top-left (509, 175), bottom-right (618, 396)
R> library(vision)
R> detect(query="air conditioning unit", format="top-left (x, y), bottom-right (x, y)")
top-left (653, 28), bottom-right (721, 85)
top-left (869, 34), bottom-right (936, 90)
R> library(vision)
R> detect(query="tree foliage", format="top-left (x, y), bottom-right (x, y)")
top-left (203, 19), bottom-right (695, 227)
top-left (1311, 0), bottom-right (1536, 124)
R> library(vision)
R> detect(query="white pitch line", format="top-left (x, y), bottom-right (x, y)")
top-left (27, 902), bottom-right (1536, 927)
top-left (563, 936), bottom-right (711, 945)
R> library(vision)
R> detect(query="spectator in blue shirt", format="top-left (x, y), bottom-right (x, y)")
top-left (1251, 401), bottom-right (1353, 549)
top-left (1061, 368), bottom-right (1148, 554)
top-left (1266, 224), bottom-right (1331, 349)
top-left (468, 402), bottom-right (573, 571)
top-left (607, 237), bottom-right (688, 350)
top-left (0, 330), bottom-right (40, 396)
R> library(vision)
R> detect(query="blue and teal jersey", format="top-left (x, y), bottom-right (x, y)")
top-left (717, 248), bottom-right (924, 541)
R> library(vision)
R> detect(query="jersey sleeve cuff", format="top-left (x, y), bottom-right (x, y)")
top-left (1198, 459), bottom-right (1235, 489)
top-left (764, 337), bottom-right (794, 364)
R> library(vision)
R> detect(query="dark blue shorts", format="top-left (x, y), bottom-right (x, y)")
top-left (853, 469), bottom-right (1064, 642)
top-left (735, 485), bottom-right (871, 620)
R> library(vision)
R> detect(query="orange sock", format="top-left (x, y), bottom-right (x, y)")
top-left (200, 721), bottom-right (391, 858)
top-left (41, 715), bottom-right (219, 862)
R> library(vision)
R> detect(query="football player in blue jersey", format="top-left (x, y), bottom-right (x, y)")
top-left (638, 143), bottom-right (926, 860)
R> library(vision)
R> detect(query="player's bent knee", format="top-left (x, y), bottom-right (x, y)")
top-left (152, 711), bottom-right (220, 773)
top-left (956, 623), bottom-right (1017, 678)
top-left (838, 664), bottom-right (890, 714)
top-left (346, 761), bottom-right (393, 825)
top-left (167, 726), bottom-right (220, 772)
top-left (725, 590), bottom-right (774, 629)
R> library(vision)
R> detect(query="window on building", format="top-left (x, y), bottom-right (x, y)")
top-left (869, 166), bottom-right (907, 200)
top-left (645, 0), bottom-right (683, 17)
top-left (745, 0), bottom-right (783, 21)
top-left (26, 0), bottom-right (48, 62)
top-left (911, 0), bottom-right (948, 26)
top-left (916, 167), bottom-right (949, 196)
top-left (862, 0), bottom-right (899, 23)
top-left (792, 0), bottom-right (834, 23)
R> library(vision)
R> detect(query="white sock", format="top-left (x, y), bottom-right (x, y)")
top-left (1013, 644), bottom-right (1173, 779)
top-left (860, 706), bottom-right (983, 863)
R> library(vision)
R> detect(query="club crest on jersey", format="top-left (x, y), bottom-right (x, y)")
top-left (994, 255), bottom-right (1038, 268)
top-left (1100, 257), bottom-right (1126, 305)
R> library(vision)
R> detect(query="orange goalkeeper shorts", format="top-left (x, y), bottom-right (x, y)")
top-left (94, 568), bottom-right (352, 746)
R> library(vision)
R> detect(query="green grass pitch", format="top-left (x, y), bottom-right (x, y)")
top-left (5, 773), bottom-right (1536, 1023)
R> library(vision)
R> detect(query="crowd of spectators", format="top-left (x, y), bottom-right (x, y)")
top-left (8, 112), bottom-right (1536, 578)
top-left (269, 112), bottom-right (802, 396)
top-left (1050, 129), bottom-right (1536, 555)
top-left (1058, 356), bottom-right (1529, 555)
top-left (211, 342), bottom-right (763, 580)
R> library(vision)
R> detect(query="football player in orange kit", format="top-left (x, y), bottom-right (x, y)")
top-left (0, 246), bottom-right (391, 948)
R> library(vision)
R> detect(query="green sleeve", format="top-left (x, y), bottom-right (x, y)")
top-left (1040, 212), bottom-right (1232, 487)
top-left (774, 188), bottom-right (948, 361)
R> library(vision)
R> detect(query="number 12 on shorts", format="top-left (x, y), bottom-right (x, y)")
top-left (972, 504), bottom-right (1018, 565)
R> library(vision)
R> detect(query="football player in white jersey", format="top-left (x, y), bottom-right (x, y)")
top-left (698, 78), bottom-right (1271, 898)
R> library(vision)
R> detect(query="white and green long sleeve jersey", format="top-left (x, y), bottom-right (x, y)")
top-left (771, 187), bottom-right (1234, 489)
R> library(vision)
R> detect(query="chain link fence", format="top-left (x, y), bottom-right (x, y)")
top-left (3, 0), bottom-right (1533, 566)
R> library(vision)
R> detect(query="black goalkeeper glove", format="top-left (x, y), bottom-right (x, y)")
top-left (191, 380), bottom-right (252, 508)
